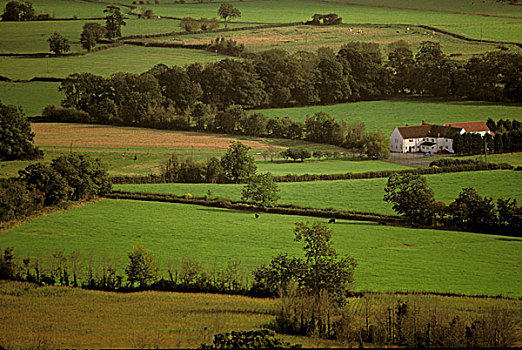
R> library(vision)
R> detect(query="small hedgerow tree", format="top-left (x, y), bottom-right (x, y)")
top-left (242, 172), bottom-right (279, 208)
top-left (125, 245), bottom-right (158, 288)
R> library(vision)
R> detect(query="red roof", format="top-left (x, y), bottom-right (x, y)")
top-left (397, 125), bottom-right (462, 139)
top-left (444, 121), bottom-right (490, 133)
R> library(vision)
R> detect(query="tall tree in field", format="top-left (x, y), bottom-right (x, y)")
top-left (104, 5), bottom-right (126, 40)
top-left (384, 173), bottom-right (435, 224)
top-left (80, 22), bottom-right (106, 51)
top-left (218, 3), bottom-right (241, 28)
top-left (125, 245), bottom-right (158, 288)
top-left (242, 172), bottom-right (280, 208)
top-left (0, 102), bottom-right (43, 160)
top-left (220, 141), bottom-right (256, 183)
top-left (47, 32), bottom-right (70, 54)
top-left (1, 1), bottom-right (34, 21)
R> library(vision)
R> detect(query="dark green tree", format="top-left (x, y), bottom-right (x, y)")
top-left (294, 221), bottom-right (357, 304)
top-left (344, 121), bottom-right (366, 156)
top-left (218, 3), bottom-right (241, 28)
top-left (304, 111), bottom-right (345, 145)
top-left (240, 112), bottom-right (269, 137)
top-left (125, 245), bottom-right (158, 288)
top-left (220, 141), bottom-right (257, 183)
top-left (80, 22), bottom-right (106, 51)
top-left (47, 32), bottom-right (70, 55)
top-left (1, 1), bottom-right (34, 21)
top-left (0, 102), bottom-right (43, 161)
top-left (241, 172), bottom-right (280, 207)
top-left (111, 72), bottom-right (163, 125)
top-left (0, 178), bottom-right (43, 222)
top-left (446, 187), bottom-right (497, 231)
top-left (18, 163), bottom-right (70, 206)
top-left (104, 5), bottom-right (126, 40)
top-left (364, 130), bottom-right (390, 159)
top-left (384, 173), bottom-right (435, 224)
top-left (214, 104), bottom-right (245, 134)
top-left (51, 153), bottom-right (111, 201)
top-left (205, 157), bottom-right (224, 183)
top-left (60, 73), bottom-right (116, 123)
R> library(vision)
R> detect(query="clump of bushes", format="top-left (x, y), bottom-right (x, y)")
top-left (1, 153), bottom-right (111, 225)
top-left (201, 329), bottom-right (301, 349)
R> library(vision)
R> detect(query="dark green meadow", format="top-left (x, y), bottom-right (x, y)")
top-left (1, 199), bottom-right (521, 297)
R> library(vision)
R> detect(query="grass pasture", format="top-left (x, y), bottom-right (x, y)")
top-left (256, 98), bottom-right (522, 134)
top-left (256, 159), bottom-right (410, 176)
top-left (1, 199), bottom-right (521, 297)
top-left (0, 45), bottom-right (231, 80)
top-left (164, 23), bottom-right (508, 58)
top-left (0, 81), bottom-right (62, 116)
top-left (114, 170), bottom-right (522, 215)
top-left (0, 0), bottom-right (108, 19)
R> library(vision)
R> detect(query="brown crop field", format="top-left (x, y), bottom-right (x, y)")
top-left (32, 123), bottom-right (283, 151)
top-left (0, 281), bottom-right (520, 349)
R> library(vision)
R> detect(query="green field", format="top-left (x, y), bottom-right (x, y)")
top-left (0, 0), bottom-right (108, 18)
top-left (1, 199), bottom-right (520, 297)
top-left (256, 98), bottom-right (522, 134)
top-left (256, 159), bottom-right (410, 176)
top-left (115, 170), bottom-right (522, 215)
top-left (0, 82), bottom-right (62, 116)
top-left (435, 22), bottom-right (522, 43)
top-left (161, 23), bottom-right (508, 58)
top-left (0, 45), bottom-right (231, 80)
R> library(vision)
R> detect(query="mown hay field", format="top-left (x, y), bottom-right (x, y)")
top-left (1, 280), bottom-right (518, 349)
top-left (163, 24), bottom-right (510, 57)
top-left (0, 123), bottom-right (350, 177)
top-left (256, 98), bottom-right (522, 134)
top-left (114, 170), bottom-right (522, 214)
top-left (1, 199), bottom-right (521, 297)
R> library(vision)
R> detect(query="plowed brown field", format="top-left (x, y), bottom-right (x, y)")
top-left (32, 123), bottom-right (281, 150)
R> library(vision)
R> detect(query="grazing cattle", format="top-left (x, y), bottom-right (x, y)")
top-left (328, 218), bottom-right (336, 224)
top-left (255, 213), bottom-right (259, 219)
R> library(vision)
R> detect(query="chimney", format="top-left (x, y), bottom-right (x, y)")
top-left (422, 120), bottom-right (426, 125)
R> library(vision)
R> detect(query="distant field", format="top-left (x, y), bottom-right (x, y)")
top-left (0, 45), bottom-right (231, 80)
top-left (1, 199), bottom-right (520, 297)
top-left (0, 123), bottom-right (349, 177)
top-left (164, 23), bottom-right (509, 58)
top-left (256, 159), bottom-right (410, 176)
top-left (115, 170), bottom-right (522, 214)
top-left (0, 82), bottom-right (62, 116)
top-left (16, 0), bottom-right (108, 18)
top-left (447, 152), bottom-right (522, 167)
top-left (435, 22), bottom-right (522, 43)
top-left (136, 0), bottom-right (522, 28)
top-left (256, 98), bottom-right (522, 134)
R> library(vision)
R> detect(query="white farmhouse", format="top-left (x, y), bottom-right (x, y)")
top-left (390, 122), bottom-right (463, 154)
top-left (390, 120), bottom-right (492, 154)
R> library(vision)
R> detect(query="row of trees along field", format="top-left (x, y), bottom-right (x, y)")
top-left (384, 170), bottom-right (521, 236)
top-left (453, 118), bottom-right (522, 155)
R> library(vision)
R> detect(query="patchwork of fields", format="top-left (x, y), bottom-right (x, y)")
top-left (1, 0), bottom-right (521, 347)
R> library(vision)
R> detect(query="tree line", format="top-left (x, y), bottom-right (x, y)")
top-left (453, 118), bottom-right (522, 155)
top-left (0, 153), bottom-right (111, 224)
top-left (384, 171), bottom-right (521, 236)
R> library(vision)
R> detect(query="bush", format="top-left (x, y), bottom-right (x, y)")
top-left (201, 329), bottom-right (301, 349)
